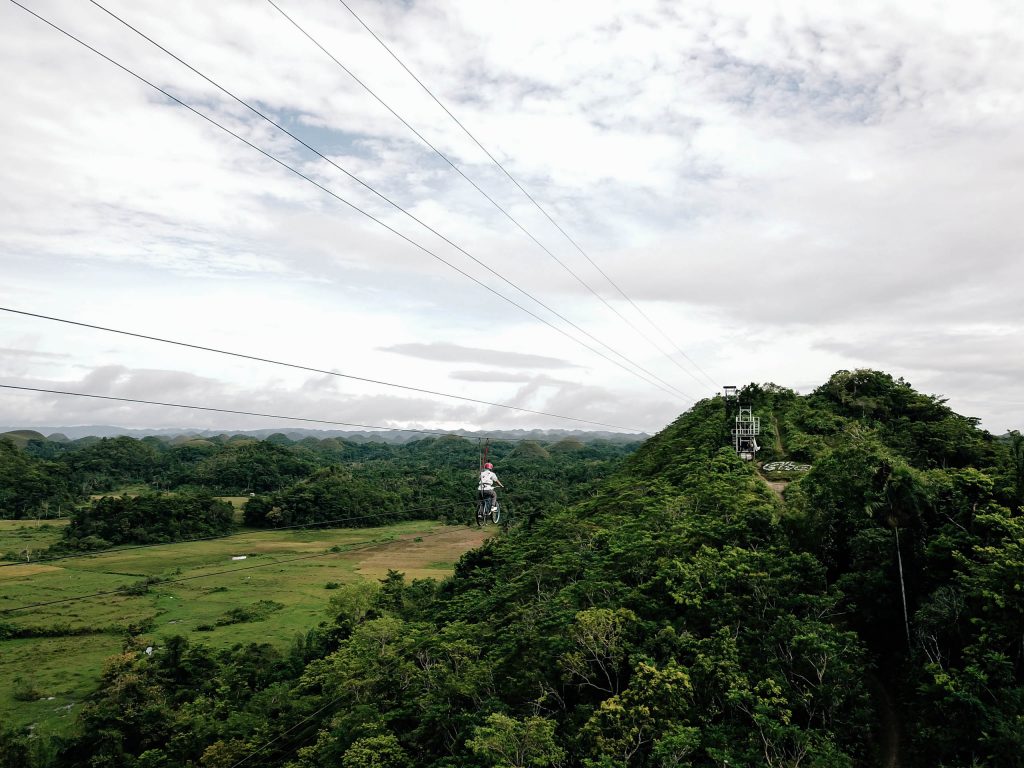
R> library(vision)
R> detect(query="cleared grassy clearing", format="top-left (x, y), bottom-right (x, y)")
top-left (0, 519), bottom-right (69, 563)
top-left (87, 483), bottom-right (152, 499)
top-left (0, 635), bottom-right (115, 739)
top-left (216, 496), bottom-right (251, 509)
top-left (354, 527), bottom-right (488, 580)
top-left (0, 520), bottom-right (490, 735)
top-left (216, 496), bottom-right (252, 524)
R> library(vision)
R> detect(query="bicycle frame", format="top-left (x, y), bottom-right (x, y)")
top-left (476, 489), bottom-right (498, 525)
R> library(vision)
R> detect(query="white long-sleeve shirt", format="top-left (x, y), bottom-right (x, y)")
top-left (478, 469), bottom-right (498, 490)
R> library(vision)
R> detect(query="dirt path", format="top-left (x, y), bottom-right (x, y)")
top-left (764, 479), bottom-right (788, 502)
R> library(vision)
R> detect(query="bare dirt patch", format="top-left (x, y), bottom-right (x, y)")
top-left (764, 479), bottom-right (789, 501)
top-left (354, 527), bottom-right (492, 580)
top-left (0, 563), bottom-right (63, 577)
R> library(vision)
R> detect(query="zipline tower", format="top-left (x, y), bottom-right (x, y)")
top-left (724, 385), bottom-right (761, 461)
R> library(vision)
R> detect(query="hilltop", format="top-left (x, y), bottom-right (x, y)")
top-left (0, 426), bottom-right (647, 444)
top-left (1, 369), bottom-right (1021, 767)
top-left (0, 430), bottom-right (47, 449)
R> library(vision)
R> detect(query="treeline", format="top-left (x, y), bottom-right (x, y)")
top-left (243, 438), bottom-right (631, 529)
top-left (695, 370), bottom-right (1024, 764)
top-left (1, 435), bottom-right (331, 510)
top-left (0, 431), bottom-right (639, 529)
top-left (739, 372), bottom-right (1016, 479)
top-left (51, 494), bottom-right (235, 552)
top-left (3, 421), bottom-right (872, 767)
top-left (769, 372), bottom-right (1024, 765)
top-left (243, 468), bottom-right (405, 528)
top-left (2, 370), bottom-right (1021, 766)
top-left (0, 439), bottom-right (72, 518)
top-left (2, 431), bottom-right (638, 557)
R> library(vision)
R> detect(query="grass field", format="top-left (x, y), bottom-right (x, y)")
top-left (0, 519), bottom-right (69, 563)
top-left (0, 519), bottom-right (490, 737)
top-left (87, 483), bottom-right (152, 500)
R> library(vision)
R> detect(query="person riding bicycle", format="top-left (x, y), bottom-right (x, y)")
top-left (478, 462), bottom-right (503, 519)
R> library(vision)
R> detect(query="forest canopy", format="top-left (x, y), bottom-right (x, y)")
top-left (1, 370), bottom-right (1022, 767)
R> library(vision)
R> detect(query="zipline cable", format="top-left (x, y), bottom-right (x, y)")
top-left (270, 0), bottom-right (714, 392)
top-left (229, 654), bottom-right (419, 768)
top-left (0, 307), bottom-right (644, 433)
top-left (82, 0), bottom-right (693, 405)
top-left (11, 0), bottom-right (691, 404)
top-left (227, 691), bottom-right (350, 768)
top-left (333, 0), bottom-right (719, 390)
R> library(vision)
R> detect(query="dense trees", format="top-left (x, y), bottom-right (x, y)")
top-left (3, 370), bottom-right (1021, 766)
top-left (1, 430), bottom-right (635, 568)
top-left (0, 432), bottom-right (637, 524)
top-left (191, 441), bottom-right (317, 494)
top-left (0, 439), bottom-right (72, 519)
top-left (36, 396), bottom-right (871, 766)
top-left (239, 436), bottom-right (635, 529)
top-left (775, 371), bottom-right (1024, 765)
top-left (65, 437), bottom-right (163, 493)
top-left (56, 494), bottom-right (234, 549)
top-left (244, 467), bottom-right (404, 528)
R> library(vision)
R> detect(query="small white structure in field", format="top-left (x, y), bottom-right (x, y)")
top-left (231, 555), bottom-right (247, 561)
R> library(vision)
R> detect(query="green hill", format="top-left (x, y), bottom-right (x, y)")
top-left (2, 370), bottom-right (1021, 768)
top-left (0, 430), bottom-right (46, 449)
top-left (549, 436), bottom-right (586, 453)
top-left (510, 439), bottom-right (551, 460)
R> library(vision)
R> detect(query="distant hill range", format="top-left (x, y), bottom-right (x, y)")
top-left (0, 425), bottom-right (646, 445)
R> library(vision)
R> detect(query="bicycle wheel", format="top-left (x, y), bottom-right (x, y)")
top-left (490, 502), bottom-right (501, 525)
top-left (475, 498), bottom-right (486, 527)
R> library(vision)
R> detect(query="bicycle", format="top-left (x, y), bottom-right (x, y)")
top-left (476, 491), bottom-right (502, 526)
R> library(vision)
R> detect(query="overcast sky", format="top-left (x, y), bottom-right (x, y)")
top-left (1, 0), bottom-right (1021, 437)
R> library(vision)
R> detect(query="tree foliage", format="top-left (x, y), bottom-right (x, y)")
top-left (56, 493), bottom-right (234, 549)
top-left (6, 370), bottom-right (1023, 767)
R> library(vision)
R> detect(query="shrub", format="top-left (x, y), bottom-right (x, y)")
top-left (11, 676), bottom-right (42, 702)
top-left (214, 600), bottom-right (284, 626)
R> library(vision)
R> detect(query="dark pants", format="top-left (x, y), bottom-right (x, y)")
top-left (477, 488), bottom-right (496, 510)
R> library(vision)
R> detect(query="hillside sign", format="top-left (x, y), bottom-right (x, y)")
top-left (762, 461), bottom-right (812, 472)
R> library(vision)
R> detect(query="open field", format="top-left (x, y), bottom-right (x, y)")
top-left (87, 483), bottom-right (153, 499)
top-left (0, 519), bottom-right (69, 563)
top-left (0, 520), bottom-right (491, 736)
top-left (217, 496), bottom-right (253, 523)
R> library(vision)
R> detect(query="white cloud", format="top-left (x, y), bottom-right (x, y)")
top-left (0, 0), bottom-right (1021, 435)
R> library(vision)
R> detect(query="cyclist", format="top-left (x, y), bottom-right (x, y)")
top-left (477, 462), bottom-right (504, 521)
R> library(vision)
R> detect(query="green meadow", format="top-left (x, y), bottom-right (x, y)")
top-left (0, 519), bottom-right (489, 737)
top-left (0, 519), bottom-right (69, 562)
